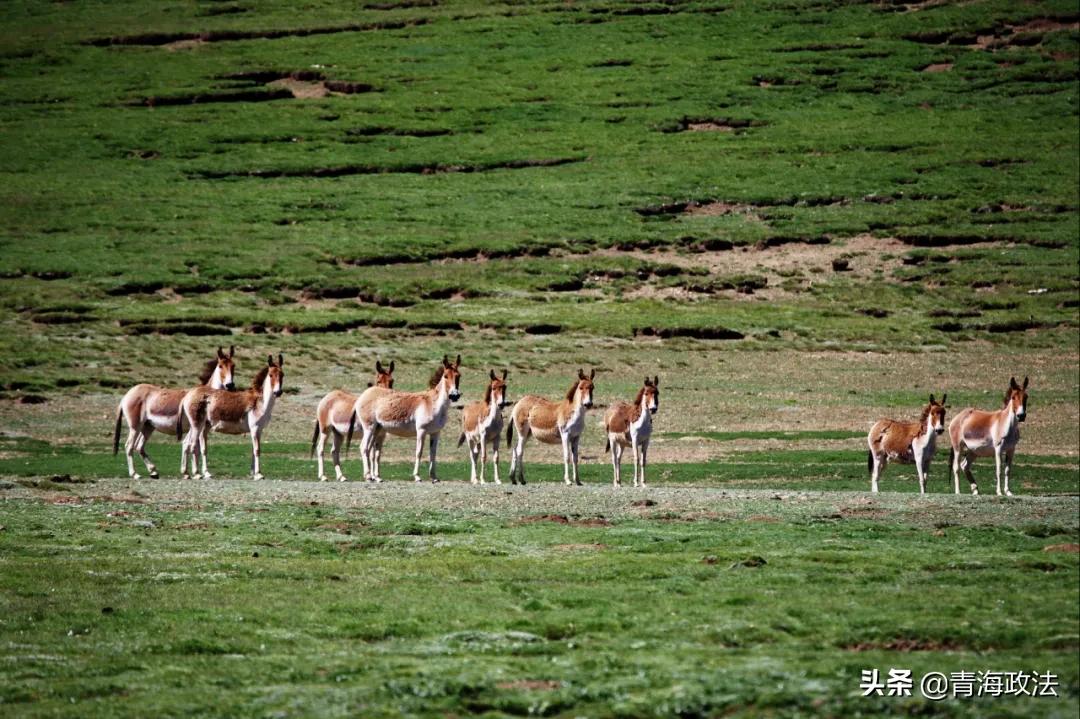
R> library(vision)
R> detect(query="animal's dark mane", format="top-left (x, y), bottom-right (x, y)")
top-left (918, 403), bottom-right (932, 425)
top-left (428, 366), bottom-right (444, 389)
top-left (565, 380), bottom-right (580, 402)
top-left (198, 358), bottom-right (219, 385)
top-left (484, 381), bottom-right (493, 405)
top-left (633, 386), bottom-right (646, 406)
top-left (251, 365), bottom-right (269, 390)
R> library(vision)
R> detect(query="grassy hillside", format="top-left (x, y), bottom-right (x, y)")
top-left (2, 0), bottom-right (1078, 402)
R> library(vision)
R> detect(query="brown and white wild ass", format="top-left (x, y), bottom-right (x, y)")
top-left (112, 346), bottom-right (236, 479)
top-left (949, 376), bottom-right (1029, 496)
top-left (867, 394), bottom-right (947, 494)
top-left (310, 360), bottom-right (395, 482)
top-left (354, 355), bottom-right (462, 483)
top-left (179, 354), bottom-right (284, 480)
top-left (457, 369), bottom-right (510, 484)
top-left (603, 376), bottom-right (659, 487)
top-left (507, 369), bottom-right (596, 486)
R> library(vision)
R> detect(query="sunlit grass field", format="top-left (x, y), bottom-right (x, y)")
top-left (1, 0), bottom-right (1078, 716)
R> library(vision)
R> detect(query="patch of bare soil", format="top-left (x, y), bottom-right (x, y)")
top-left (164, 38), bottom-right (207, 52)
top-left (921, 62), bottom-right (954, 72)
top-left (684, 201), bottom-right (764, 221)
top-left (496, 680), bottom-right (561, 691)
top-left (552, 543), bottom-right (606, 551)
top-left (845, 638), bottom-right (961, 652)
top-left (269, 77), bottom-right (329, 99)
top-left (1043, 543), bottom-right (1079, 553)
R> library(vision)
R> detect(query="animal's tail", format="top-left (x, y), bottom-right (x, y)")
top-left (176, 405), bottom-right (184, 440)
top-left (345, 411), bottom-right (357, 455)
top-left (605, 437), bottom-right (610, 454)
top-left (457, 432), bottom-right (466, 448)
top-left (112, 409), bottom-right (123, 455)
top-left (948, 446), bottom-right (955, 471)
top-left (866, 449), bottom-right (873, 475)
top-left (309, 421), bottom-right (320, 459)
top-left (506, 422), bottom-right (514, 447)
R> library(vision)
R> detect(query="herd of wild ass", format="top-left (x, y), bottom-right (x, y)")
top-left (114, 346), bottom-right (1031, 496)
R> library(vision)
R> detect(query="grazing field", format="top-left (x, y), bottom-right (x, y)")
top-left (1, 0), bottom-right (1078, 716)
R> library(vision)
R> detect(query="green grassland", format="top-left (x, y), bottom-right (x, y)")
top-left (1, 0), bottom-right (1079, 716)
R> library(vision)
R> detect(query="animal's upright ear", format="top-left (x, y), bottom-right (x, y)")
top-left (278, 353), bottom-right (284, 367)
top-left (644, 375), bottom-right (651, 387)
top-left (929, 393), bottom-right (935, 404)
top-left (490, 369), bottom-right (497, 381)
top-left (502, 369), bottom-right (508, 380)
top-left (389, 360), bottom-right (395, 373)
top-left (218, 346), bottom-right (225, 359)
top-left (1022, 376), bottom-right (1029, 390)
top-left (267, 354), bottom-right (274, 366)
top-left (654, 375), bottom-right (659, 388)
top-left (455, 354), bottom-right (462, 368)
top-left (1010, 376), bottom-right (1019, 390)
top-left (443, 354), bottom-right (450, 368)
top-left (590, 368), bottom-right (596, 380)
top-left (229, 345), bottom-right (235, 358)
top-left (376, 360), bottom-right (384, 374)
top-left (941, 393), bottom-right (947, 405)
top-left (578, 368), bottom-right (586, 380)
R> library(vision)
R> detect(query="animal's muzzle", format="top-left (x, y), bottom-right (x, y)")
top-left (935, 428), bottom-right (944, 435)
top-left (449, 390), bottom-right (461, 402)
top-left (226, 383), bottom-right (236, 391)
top-left (500, 401), bottom-right (512, 408)
top-left (650, 407), bottom-right (658, 415)
top-left (274, 389), bottom-right (283, 398)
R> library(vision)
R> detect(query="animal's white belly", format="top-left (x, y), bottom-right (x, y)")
top-left (213, 419), bottom-right (248, 434)
top-left (147, 411), bottom-right (178, 432)
top-left (381, 422), bottom-right (417, 438)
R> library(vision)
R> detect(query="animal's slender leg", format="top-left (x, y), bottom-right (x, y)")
top-left (468, 438), bottom-right (480, 484)
top-left (915, 454), bottom-right (926, 495)
top-left (412, 431), bottom-right (425, 482)
top-left (373, 432), bottom-right (385, 482)
top-left (331, 430), bottom-right (347, 482)
top-left (610, 440), bottom-right (621, 487)
top-left (315, 429), bottom-right (328, 481)
top-left (571, 435), bottom-right (582, 486)
top-left (511, 431), bottom-right (528, 485)
top-left (359, 425), bottom-right (375, 481)
top-left (640, 439), bottom-right (649, 488)
top-left (961, 454), bottom-right (978, 495)
top-left (478, 436), bottom-right (487, 484)
top-left (197, 425), bottom-right (210, 479)
top-left (559, 433), bottom-right (573, 485)
top-left (491, 434), bottom-right (501, 485)
top-left (428, 433), bottom-right (440, 483)
top-left (136, 428), bottom-right (159, 478)
top-left (993, 445), bottom-right (1003, 496)
top-left (125, 428), bottom-right (141, 480)
top-left (870, 453), bottom-right (882, 493)
top-left (250, 425), bottom-right (263, 481)
top-left (1003, 448), bottom-right (1015, 497)
top-left (630, 439), bottom-right (640, 487)
top-left (507, 430), bottom-right (519, 483)
top-left (952, 449), bottom-right (960, 495)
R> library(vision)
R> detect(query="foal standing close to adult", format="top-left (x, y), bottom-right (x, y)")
top-left (179, 354), bottom-right (284, 480)
top-left (457, 369), bottom-right (510, 484)
top-left (603, 376), bottom-right (660, 487)
top-left (354, 354), bottom-right (462, 483)
top-left (949, 376), bottom-right (1029, 496)
top-left (311, 360), bottom-right (394, 482)
top-left (113, 346), bottom-right (236, 479)
top-left (507, 369), bottom-right (596, 485)
top-left (866, 394), bottom-right (947, 493)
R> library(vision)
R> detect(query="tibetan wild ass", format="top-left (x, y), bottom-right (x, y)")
top-left (179, 354), bottom-right (284, 480)
top-left (507, 368), bottom-right (596, 485)
top-left (457, 369), bottom-right (510, 484)
top-left (604, 376), bottom-right (660, 487)
top-left (867, 394), bottom-right (947, 494)
top-left (949, 376), bottom-right (1029, 496)
top-left (112, 346), bottom-right (236, 479)
top-left (311, 360), bottom-right (395, 481)
top-left (354, 355), bottom-right (462, 483)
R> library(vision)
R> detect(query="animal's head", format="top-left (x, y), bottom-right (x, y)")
top-left (1005, 376), bottom-right (1029, 422)
top-left (927, 393), bottom-right (947, 435)
top-left (266, 354), bottom-right (284, 398)
top-left (374, 360), bottom-right (395, 389)
top-left (572, 368), bottom-right (596, 409)
top-left (439, 354), bottom-right (462, 402)
top-left (486, 369), bottom-right (509, 408)
top-left (202, 345), bottom-right (236, 390)
top-left (641, 375), bottom-right (660, 415)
